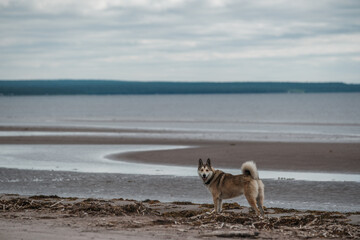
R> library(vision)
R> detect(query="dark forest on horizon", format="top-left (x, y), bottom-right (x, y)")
top-left (0, 80), bottom-right (359, 95)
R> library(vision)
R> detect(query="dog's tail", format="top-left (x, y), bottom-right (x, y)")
top-left (241, 161), bottom-right (259, 180)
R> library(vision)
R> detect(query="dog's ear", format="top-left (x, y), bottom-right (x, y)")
top-left (198, 158), bottom-right (204, 168)
top-left (206, 158), bottom-right (211, 167)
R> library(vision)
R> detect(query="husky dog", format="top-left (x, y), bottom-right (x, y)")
top-left (198, 158), bottom-right (264, 216)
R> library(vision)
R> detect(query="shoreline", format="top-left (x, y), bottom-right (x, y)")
top-left (0, 126), bottom-right (359, 174)
top-left (1, 194), bottom-right (359, 240)
top-left (1, 136), bottom-right (360, 173)
top-left (1, 167), bottom-right (360, 213)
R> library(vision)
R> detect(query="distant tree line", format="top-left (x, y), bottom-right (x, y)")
top-left (0, 80), bottom-right (359, 95)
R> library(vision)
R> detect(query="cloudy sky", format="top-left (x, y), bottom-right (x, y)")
top-left (0, 0), bottom-right (359, 82)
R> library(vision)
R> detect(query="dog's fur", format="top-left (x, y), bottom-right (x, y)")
top-left (198, 158), bottom-right (264, 216)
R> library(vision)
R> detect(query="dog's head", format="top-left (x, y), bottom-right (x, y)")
top-left (198, 158), bottom-right (214, 183)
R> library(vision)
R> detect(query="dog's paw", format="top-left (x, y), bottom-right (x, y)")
top-left (206, 209), bottom-right (216, 215)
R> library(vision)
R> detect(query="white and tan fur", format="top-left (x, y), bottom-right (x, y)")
top-left (198, 158), bottom-right (264, 216)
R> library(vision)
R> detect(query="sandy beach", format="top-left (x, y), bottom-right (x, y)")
top-left (1, 194), bottom-right (359, 240)
top-left (1, 126), bottom-right (360, 239)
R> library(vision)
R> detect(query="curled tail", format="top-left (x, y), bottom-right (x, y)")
top-left (241, 161), bottom-right (259, 179)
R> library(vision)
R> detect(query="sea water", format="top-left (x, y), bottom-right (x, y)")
top-left (0, 93), bottom-right (359, 142)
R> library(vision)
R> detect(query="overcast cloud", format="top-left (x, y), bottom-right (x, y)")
top-left (0, 0), bottom-right (359, 82)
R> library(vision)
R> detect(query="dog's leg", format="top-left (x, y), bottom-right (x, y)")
top-left (218, 198), bottom-right (223, 213)
top-left (256, 197), bottom-right (264, 216)
top-left (257, 180), bottom-right (265, 216)
top-left (244, 190), bottom-right (260, 216)
top-left (213, 196), bottom-right (219, 213)
top-left (246, 195), bottom-right (260, 216)
top-left (213, 196), bottom-right (223, 213)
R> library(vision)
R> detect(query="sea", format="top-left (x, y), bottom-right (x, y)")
top-left (0, 93), bottom-right (359, 212)
top-left (0, 93), bottom-right (360, 142)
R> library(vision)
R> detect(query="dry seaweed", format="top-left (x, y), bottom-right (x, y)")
top-left (269, 207), bottom-right (301, 214)
top-left (1, 197), bottom-right (155, 217)
top-left (143, 199), bottom-right (160, 204)
top-left (199, 203), bottom-right (241, 210)
top-left (29, 195), bottom-right (61, 200)
top-left (171, 201), bottom-right (194, 205)
top-left (1, 195), bottom-right (359, 239)
top-left (222, 202), bottom-right (242, 210)
top-left (162, 209), bottom-right (206, 218)
top-left (170, 209), bottom-right (359, 238)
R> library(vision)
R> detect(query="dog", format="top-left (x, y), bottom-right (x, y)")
top-left (198, 158), bottom-right (264, 216)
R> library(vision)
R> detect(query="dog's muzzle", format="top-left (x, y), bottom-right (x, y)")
top-left (202, 174), bottom-right (207, 180)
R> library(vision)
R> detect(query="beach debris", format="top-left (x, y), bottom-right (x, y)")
top-left (50, 199), bottom-right (64, 208)
top-left (0, 196), bottom-right (155, 217)
top-left (0, 194), bottom-right (359, 239)
top-left (160, 205), bottom-right (359, 238)
top-left (143, 199), bottom-right (160, 204)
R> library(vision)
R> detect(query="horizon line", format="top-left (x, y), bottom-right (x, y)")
top-left (0, 79), bottom-right (359, 85)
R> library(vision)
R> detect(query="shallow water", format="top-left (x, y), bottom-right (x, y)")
top-left (1, 168), bottom-right (359, 212)
top-left (0, 144), bottom-right (359, 182)
top-left (0, 144), bottom-right (191, 175)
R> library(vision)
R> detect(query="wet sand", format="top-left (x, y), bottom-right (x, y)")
top-left (117, 141), bottom-right (360, 173)
top-left (0, 126), bottom-right (359, 173)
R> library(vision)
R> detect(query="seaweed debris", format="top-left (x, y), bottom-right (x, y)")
top-left (1, 197), bottom-right (155, 217)
top-left (173, 210), bottom-right (359, 239)
top-left (1, 195), bottom-right (359, 239)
